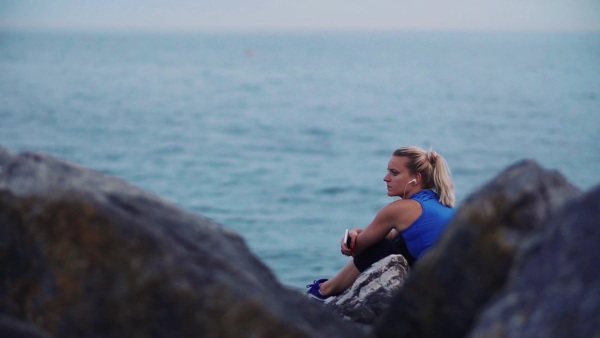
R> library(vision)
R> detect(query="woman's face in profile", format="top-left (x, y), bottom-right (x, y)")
top-left (384, 156), bottom-right (411, 197)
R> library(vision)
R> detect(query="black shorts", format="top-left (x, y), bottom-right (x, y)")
top-left (353, 235), bottom-right (415, 272)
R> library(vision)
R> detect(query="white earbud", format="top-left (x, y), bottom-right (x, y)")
top-left (402, 179), bottom-right (418, 199)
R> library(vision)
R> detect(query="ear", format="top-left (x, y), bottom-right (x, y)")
top-left (415, 173), bottom-right (422, 184)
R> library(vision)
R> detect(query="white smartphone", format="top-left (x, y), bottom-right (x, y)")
top-left (344, 229), bottom-right (350, 248)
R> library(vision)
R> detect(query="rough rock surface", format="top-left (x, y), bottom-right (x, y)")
top-left (326, 255), bottom-right (409, 324)
top-left (468, 184), bottom-right (600, 338)
top-left (374, 159), bottom-right (581, 338)
top-left (0, 147), bottom-right (365, 338)
top-left (3, 145), bottom-right (597, 338)
top-left (0, 315), bottom-right (52, 338)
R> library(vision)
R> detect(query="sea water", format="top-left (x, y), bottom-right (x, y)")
top-left (1, 30), bottom-right (599, 290)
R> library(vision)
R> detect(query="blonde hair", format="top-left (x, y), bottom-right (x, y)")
top-left (393, 146), bottom-right (455, 207)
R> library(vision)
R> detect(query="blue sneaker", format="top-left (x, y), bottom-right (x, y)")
top-left (306, 279), bottom-right (329, 301)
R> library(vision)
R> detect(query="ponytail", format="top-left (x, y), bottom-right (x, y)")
top-left (393, 146), bottom-right (455, 207)
top-left (427, 150), bottom-right (455, 207)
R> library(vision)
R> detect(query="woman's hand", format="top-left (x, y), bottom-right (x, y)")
top-left (341, 228), bottom-right (362, 256)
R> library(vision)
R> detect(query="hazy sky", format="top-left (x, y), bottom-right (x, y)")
top-left (1, 0), bottom-right (599, 32)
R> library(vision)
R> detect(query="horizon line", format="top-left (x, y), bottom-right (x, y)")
top-left (2, 24), bottom-right (600, 35)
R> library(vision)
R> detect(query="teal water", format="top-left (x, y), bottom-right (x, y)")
top-left (1, 30), bottom-right (599, 289)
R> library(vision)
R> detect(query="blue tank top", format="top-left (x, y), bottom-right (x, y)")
top-left (399, 189), bottom-right (454, 260)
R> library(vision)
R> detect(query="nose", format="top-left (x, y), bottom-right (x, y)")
top-left (383, 173), bottom-right (390, 182)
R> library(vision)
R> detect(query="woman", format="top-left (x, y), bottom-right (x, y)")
top-left (306, 146), bottom-right (456, 301)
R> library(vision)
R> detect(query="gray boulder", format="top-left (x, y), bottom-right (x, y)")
top-left (374, 159), bottom-right (581, 338)
top-left (326, 254), bottom-right (409, 324)
top-left (0, 147), bottom-right (365, 338)
top-left (468, 184), bottom-right (600, 338)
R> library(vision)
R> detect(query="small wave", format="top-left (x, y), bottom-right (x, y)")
top-left (317, 186), bottom-right (349, 195)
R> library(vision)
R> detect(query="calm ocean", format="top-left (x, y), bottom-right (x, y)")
top-left (1, 30), bottom-right (599, 289)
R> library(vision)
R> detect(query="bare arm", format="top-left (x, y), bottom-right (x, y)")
top-left (345, 200), bottom-right (422, 256)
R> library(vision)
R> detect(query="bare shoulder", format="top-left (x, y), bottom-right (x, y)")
top-left (383, 199), bottom-right (421, 213)
top-left (378, 199), bottom-right (423, 230)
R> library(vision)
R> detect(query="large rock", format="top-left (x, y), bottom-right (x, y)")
top-left (0, 147), bottom-right (365, 338)
top-left (0, 315), bottom-right (52, 338)
top-left (468, 184), bottom-right (600, 338)
top-left (326, 255), bottom-right (409, 324)
top-left (374, 160), bottom-right (581, 338)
